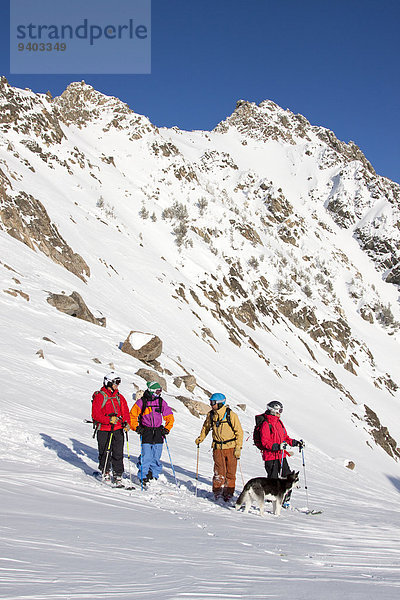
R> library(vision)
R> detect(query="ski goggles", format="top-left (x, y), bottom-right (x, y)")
top-left (151, 388), bottom-right (162, 395)
top-left (112, 378), bottom-right (121, 385)
top-left (210, 400), bottom-right (218, 405)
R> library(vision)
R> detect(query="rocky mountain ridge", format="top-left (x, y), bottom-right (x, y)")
top-left (1, 78), bottom-right (400, 464)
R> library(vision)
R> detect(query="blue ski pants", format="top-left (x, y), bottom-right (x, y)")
top-left (139, 443), bottom-right (163, 479)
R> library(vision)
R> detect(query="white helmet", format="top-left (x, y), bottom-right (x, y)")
top-left (266, 400), bottom-right (283, 416)
top-left (103, 372), bottom-right (121, 388)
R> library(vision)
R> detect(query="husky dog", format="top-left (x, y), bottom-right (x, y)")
top-left (235, 471), bottom-right (300, 517)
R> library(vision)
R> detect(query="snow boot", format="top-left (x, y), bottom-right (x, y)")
top-left (142, 471), bottom-right (154, 485)
top-left (113, 475), bottom-right (124, 487)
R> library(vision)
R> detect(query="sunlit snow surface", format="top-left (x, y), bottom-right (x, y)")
top-left (0, 84), bottom-right (400, 598)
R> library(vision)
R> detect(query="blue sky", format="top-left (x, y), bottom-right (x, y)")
top-left (1, 0), bottom-right (399, 183)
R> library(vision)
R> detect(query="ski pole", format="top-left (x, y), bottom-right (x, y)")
top-left (239, 459), bottom-right (245, 486)
top-left (279, 442), bottom-right (287, 476)
top-left (102, 423), bottom-right (115, 477)
top-left (301, 447), bottom-right (310, 512)
top-left (164, 436), bottom-right (178, 486)
top-left (125, 430), bottom-right (133, 489)
top-left (83, 419), bottom-right (99, 439)
top-left (140, 436), bottom-right (144, 491)
top-left (92, 423), bottom-right (100, 439)
top-left (195, 444), bottom-right (200, 497)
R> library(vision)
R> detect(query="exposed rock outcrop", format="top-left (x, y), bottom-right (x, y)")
top-left (364, 405), bottom-right (400, 460)
top-left (176, 396), bottom-right (210, 418)
top-left (0, 186), bottom-right (90, 281)
top-left (47, 292), bottom-right (105, 326)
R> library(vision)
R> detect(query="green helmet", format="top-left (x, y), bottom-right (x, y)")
top-left (146, 381), bottom-right (162, 392)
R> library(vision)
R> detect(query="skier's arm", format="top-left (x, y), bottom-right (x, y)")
top-left (120, 395), bottom-right (130, 422)
top-left (119, 395), bottom-right (131, 430)
top-left (282, 425), bottom-right (294, 446)
top-left (129, 401), bottom-right (142, 431)
top-left (163, 412), bottom-right (174, 432)
top-left (232, 412), bottom-right (243, 450)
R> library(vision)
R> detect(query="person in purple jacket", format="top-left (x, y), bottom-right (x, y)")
top-left (130, 381), bottom-right (174, 484)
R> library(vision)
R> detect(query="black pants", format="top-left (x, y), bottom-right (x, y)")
top-left (264, 457), bottom-right (291, 478)
top-left (97, 429), bottom-right (124, 476)
top-left (264, 458), bottom-right (292, 502)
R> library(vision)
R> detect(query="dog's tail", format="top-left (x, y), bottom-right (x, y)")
top-left (235, 489), bottom-right (246, 511)
top-left (235, 482), bottom-right (251, 510)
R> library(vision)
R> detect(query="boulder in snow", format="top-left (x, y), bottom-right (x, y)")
top-left (173, 374), bottom-right (197, 392)
top-left (135, 368), bottom-right (167, 391)
top-left (345, 460), bottom-right (355, 470)
top-left (121, 331), bottom-right (162, 362)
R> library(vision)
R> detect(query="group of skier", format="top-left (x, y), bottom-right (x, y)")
top-left (91, 371), bottom-right (304, 504)
top-left (91, 374), bottom-right (174, 486)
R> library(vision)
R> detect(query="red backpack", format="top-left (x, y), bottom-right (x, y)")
top-left (253, 413), bottom-right (272, 449)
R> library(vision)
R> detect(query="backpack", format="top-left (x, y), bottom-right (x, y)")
top-left (91, 390), bottom-right (121, 429)
top-left (139, 394), bottom-right (163, 426)
top-left (211, 407), bottom-right (237, 446)
top-left (253, 412), bottom-right (272, 450)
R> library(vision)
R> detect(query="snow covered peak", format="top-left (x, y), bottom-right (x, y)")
top-left (55, 81), bottom-right (131, 123)
top-left (214, 97), bottom-right (313, 144)
top-left (53, 81), bottom-right (156, 138)
top-left (215, 97), bottom-right (377, 178)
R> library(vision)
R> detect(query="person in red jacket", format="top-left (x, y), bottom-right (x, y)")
top-left (92, 372), bottom-right (131, 484)
top-left (260, 400), bottom-right (304, 506)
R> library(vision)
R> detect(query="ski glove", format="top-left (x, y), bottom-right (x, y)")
top-left (109, 415), bottom-right (119, 425)
top-left (123, 422), bottom-right (130, 432)
top-left (195, 436), bottom-right (202, 445)
top-left (162, 427), bottom-right (170, 436)
top-left (271, 443), bottom-right (280, 452)
top-left (234, 448), bottom-right (241, 459)
top-left (136, 425), bottom-right (145, 436)
top-left (292, 439), bottom-right (305, 448)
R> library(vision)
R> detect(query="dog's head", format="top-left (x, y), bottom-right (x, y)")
top-left (287, 470), bottom-right (300, 488)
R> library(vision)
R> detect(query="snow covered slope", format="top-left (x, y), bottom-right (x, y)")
top-left (0, 79), bottom-right (400, 598)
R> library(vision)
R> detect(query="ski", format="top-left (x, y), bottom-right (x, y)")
top-left (92, 471), bottom-right (135, 490)
top-left (293, 507), bottom-right (323, 515)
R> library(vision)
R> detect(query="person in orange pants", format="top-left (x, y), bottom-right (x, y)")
top-left (195, 393), bottom-right (243, 501)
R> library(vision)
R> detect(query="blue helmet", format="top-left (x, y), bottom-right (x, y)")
top-left (210, 393), bottom-right (226, 406)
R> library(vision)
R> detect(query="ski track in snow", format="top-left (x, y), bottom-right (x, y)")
top-left (1, 433), bottom-right (400, 600)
